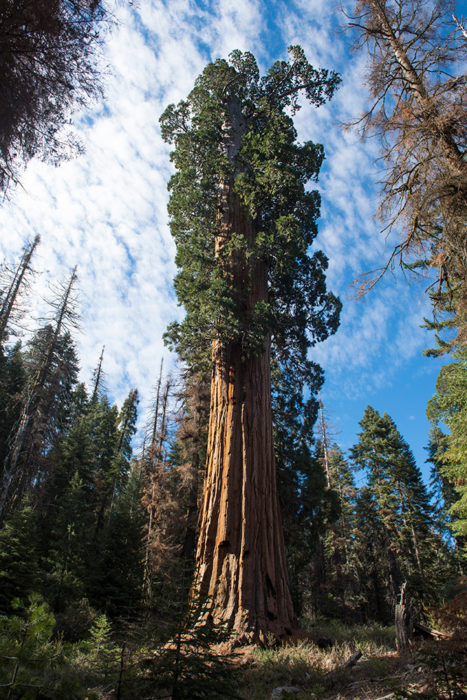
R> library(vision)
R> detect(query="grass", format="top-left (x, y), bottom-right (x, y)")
top-left (236, 623), bottom-right (398, 699)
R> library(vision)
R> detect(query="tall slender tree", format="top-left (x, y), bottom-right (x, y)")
top-left (0, 236), bottom-right (40, 345)
top-left (0, 268), bottom-right (79, 521)
top-left (91, 345), bottom-right (106, 403)
top-left (427, 348), bottom-right (467, 557)
top-left (346, 0), bottom-right (466, 344)
top-left (351, 406), bottom-right (454, 611)
top-left (322, 446), bottom-right (360, 621)
top-left (160, 47), bottom-right (340, 641)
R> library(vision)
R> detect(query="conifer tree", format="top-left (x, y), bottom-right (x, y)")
top-left (322, 446), bottom-right (360, 620)
top-left (0, 236), bottom-right (39, 345)
top-left (88, 468), bottom-right (145, 618)
top-left (351, 406), bottom-right (454, 612)
top-left (0, 1), bottom-right (107, 193)
top-left (91, 345), bottom-right (106, 403)
top-left (111, 388), bottom-right (139, 500)
top-left (0, 497), bottom-right (40, 613)
top-left (427, 348), bottom-right (467, 557)
top-left (0, 343), bottom-right (26, 472)
top-left (270, 351), bottom-right (326, 614)
top-left (0, 268), bottom-right (79, 521)
top-left (160, 47), bottom-right (340, 640)
top-left (426, 427), bottom-right (462, 560)
top-left (346, 0), bottom-right (466, 344)
top-left (353, 486), bottom-right (393, 622)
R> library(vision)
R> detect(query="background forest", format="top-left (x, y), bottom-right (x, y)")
top-left (0, 0), bottom-right (465, 699)
top-left (0, 236), bottom-right (465, 697)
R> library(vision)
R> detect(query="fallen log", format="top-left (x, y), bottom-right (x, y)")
top-left (341, 650), bottom-right (363, 668)
top-left (325, 649), bottom-right (362, 684)
top-left (413, 622), bottom-right (450, 640)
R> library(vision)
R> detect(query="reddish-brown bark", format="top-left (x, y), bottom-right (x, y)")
top-left (193, 180), bottom-right (296, 642)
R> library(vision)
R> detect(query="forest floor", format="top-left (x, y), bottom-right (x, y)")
top-left (232, 622), bottom-right (467, 700)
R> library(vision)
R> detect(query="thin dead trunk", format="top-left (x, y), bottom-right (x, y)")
top-left (151, 358), bottom-right (164, 449)
top-left (0, 235), bottom-right (39, 344)
top-left (91, 345), bottom-right (105, 402)
top-left (370, 0), bottom-right (463, 165)
top-left (319, 395), bottom-right (331, 488)
top-left (395, 581), bottom-right (413, 651)
top-left (0, 267), bottom-right (77, 521)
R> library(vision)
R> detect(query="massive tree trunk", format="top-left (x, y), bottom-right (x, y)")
top-left (192, 97), bottom-right (296, 639)
top-left (194, 337), bottom-right (296, 641)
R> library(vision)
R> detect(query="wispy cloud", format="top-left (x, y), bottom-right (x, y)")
top-left (0, 0), bottom-right (434, 429)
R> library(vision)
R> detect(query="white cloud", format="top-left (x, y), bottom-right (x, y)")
top-left (0, 0), bottom-right (433, 430)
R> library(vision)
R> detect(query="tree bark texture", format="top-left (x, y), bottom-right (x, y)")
top-left (194, 324), bottom-right (296, 641)
top-left (395, 582), bottom-right (413, 651)
top-left (193, 97), bottom-right (296, 639)
top-left (370, 0), bottom-right (464, 165)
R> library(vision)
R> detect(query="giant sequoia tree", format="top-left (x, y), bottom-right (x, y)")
top-left (160, 47), bottom-right (341, 642)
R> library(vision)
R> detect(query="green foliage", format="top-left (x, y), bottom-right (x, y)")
top-left (133, 593), bottom-right (239, 699)
top-left (160, 46), bottom-right (341, 371)
top-left (0, 593), bottom-right (83, 699)
top-left (427, 348), bottom-right (467, 555)
top-left (0, 343), bottom-right (26, 469)
top-left (81, 614), bottom-right (120, 683)
top-left (0, 0), bottom-right (107, 193)
top-left (0, 498), bottom-right (40, 613)
top-left (319, 447), bottom-right (361, 621)
top-left (86, 468), bottom-right (145, 617)
top-left (160, 46), bottom-right (341, 629)
top-left (350, 406), bottom-right (455, 617)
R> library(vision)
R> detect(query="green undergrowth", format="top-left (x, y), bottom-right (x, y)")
top-left (7, 598), bottom-right (462, 700)
top-left (304, 619), bottom-right (396, 651)
top-left (237, 623), bottom-right (397, 699)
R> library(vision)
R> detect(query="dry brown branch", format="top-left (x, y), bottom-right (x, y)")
top-left (346, 0), bottom-right (467, 345)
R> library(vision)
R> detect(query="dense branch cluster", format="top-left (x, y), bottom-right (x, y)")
top-left (160, 47), bottom-right (341, 374)
top-left (348, 0), bottom-right (466, 344)
top-left (0, 0), bottom-right (107, 192)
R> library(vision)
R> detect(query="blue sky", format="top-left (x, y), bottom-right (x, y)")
top-left (0, 0), bottom-right (453, 481)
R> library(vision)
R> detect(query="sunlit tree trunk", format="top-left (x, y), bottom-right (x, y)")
top-left (193, 97), bottom-right (296, 640)
top-left (195, 310), bottom-right (296, 641)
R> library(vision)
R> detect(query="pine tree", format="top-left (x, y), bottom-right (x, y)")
top-left (346, 0), bottom-right (466, 343)
top-left (271, 351), bottom-right (326, 615)
top-left (350, 406), bottom-right (454, 613)
top-left (427, 348), bottom-right (467, 557)
top-left (160, 47), bottom-right (341, 641)
top-left (322, 446), bottom-right (360, 621)
top-left (111, 388), bottom-right (139, 501)
top-left (0, 268), bottom-right (79, 521)
top-left (0, 497), bottom-right (40, 613)
top-left (88, 468), bottom-right (145, 618)
top-left (426, 427), bottom-right (461, 558)
top-left (41, 470), bottom-right (89, 611)
top-left (0, 343), bottom-right (26, 473)
top-left (0, 236), bottom-right (39, 345)
top-left (0, 1), bottom-right (107, 193)
top-left (90, 345), bottom-right (106, 403)
top-left (353, 486), bottom-right (393, 622)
